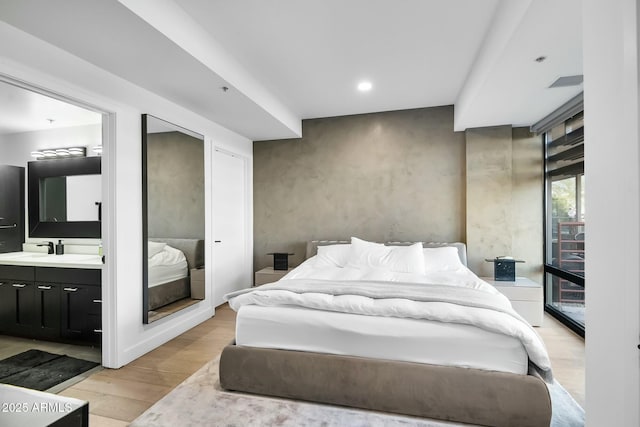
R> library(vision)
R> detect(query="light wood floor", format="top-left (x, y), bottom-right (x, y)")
top-left (53, 306), bottom-right (584, 426)
top-left (536, 312), bottom-right (585, 405)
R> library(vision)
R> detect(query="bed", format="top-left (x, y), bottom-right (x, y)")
top-left (220, 238), bottom-right (552, 427)
top-left (147, 238), bottom-right (204, 310)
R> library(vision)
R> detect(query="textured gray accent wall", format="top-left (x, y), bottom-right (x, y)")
top-left (148, 131), bottom-right (204, 239)
top-left (254, 106), bottom-right (466, 270)
top-left (466, 126), bottom-right (543, 282)
top-left (466, 126), bottom-right (513, 275)
top-left (511, 128), bottom-right (544, 283)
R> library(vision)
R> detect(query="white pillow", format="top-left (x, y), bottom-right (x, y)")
top-left (347, 237), bottom-right (426, 274)
top-left (315, 244), bottom-right (351, 267)
top-left (423, 246), bottom-right (464, 272)
top-left (148, 241), bottom-right (167, 258)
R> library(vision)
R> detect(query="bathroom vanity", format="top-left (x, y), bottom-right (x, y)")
top-left (0, 253), bottom-right (102, 345)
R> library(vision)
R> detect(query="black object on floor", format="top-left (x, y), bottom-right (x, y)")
top-left (0, 349), bottom-right (99, 391)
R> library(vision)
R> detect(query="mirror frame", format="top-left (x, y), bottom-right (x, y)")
top-left (28, 156), bottom-right (102, 238)
top-left (141, 114), bottom-right (205, 324)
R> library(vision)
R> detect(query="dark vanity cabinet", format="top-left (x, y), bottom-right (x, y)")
top-left (0, 265), bottom-right (36, 336)
top-left (37, 282), bottom-right (61, 339)
top-left (38, 267), bottom-right (102, 345)
top-left (0, 265), bottom-right (101, 345)
top-left (60, 284), bottom-right (101, 344)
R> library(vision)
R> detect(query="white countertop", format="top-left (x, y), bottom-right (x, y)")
top-left (0, 251), bottom-right (103, 269)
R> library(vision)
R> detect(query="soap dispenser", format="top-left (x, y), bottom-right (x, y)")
top-left (55, 239), bottom-right (64, 255)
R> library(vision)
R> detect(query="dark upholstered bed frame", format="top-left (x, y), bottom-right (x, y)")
top-left (219, 241), bottom-right (552, 426)
top-left (148, 238), bottom-right (204, 310)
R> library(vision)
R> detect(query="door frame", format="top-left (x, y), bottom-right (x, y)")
top-left (0, 73), bottom-right (116, 367)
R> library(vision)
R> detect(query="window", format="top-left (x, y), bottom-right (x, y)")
top-left (544, 110), bottom-right (585, 335)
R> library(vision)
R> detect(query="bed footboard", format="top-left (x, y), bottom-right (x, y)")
top-left (219, 343), bottom-right (551, 427)
top-left (148, 277), bottom-right (190, 310)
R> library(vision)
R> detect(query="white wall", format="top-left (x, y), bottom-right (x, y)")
top-left (583, 0), bottom-right (640, 425)
top-left (0, 21), bottom-right (253, 368)
top-left (0, 124), bottom-right (102, 166)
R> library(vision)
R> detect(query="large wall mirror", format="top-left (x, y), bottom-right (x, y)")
top-left (28, 156), bottom-right (102, 238)
top-left (142, 114), bottom-right (205, 324)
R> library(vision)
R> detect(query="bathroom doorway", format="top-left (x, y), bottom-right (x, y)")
top-left (0, 76), bottom-right (108, 383)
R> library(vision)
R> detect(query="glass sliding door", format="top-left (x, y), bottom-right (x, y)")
top-left (544, 111), bottom-right (585, 335)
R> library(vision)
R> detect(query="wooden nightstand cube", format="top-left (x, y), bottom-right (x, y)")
top-left (254, 267), bottom-right (292, 286)
top-left (481, 277), bottom-right (543, 327)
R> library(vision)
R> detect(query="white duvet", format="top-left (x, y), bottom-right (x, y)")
top-left (226, 259), bottom-right (552, 380)
top-left (148, 244), bottom-right (188, 287)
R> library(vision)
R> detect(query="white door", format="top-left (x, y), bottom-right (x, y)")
top-left (213, 149), bottom-right (249, 307)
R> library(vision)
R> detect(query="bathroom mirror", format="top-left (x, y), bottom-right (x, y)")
top-left (28, 157), bottom-right (102, 238)
top-left (142, 114), bottom-right (205, 324)
top-left (39, 174), bottom-right (102, 222)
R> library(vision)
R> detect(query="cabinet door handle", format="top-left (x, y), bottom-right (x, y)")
top-left (63, 287), bottom-right (78, 292)
top-left (93, 329), bottom-right (103, 333)
top-left (93, 299), bottom-right (102, 303)
top-left (12, 283), bottom-right (26, 288)
top-left (38, 285), bottom-right (52, 290)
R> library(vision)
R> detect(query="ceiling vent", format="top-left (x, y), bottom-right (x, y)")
top-left (549, 75), bottom-right (584, 88)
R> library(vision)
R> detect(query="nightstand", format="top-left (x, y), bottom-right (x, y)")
top-left (481, 277), bottom-right (543, 327)
top-left (254, 267), bottom-right (292, 286)
top-left (190, 268), bottom-right (205, 300)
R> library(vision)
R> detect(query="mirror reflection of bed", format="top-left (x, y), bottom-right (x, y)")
top-left (142, 113), bottom-right (205, 323)
top-left (147, 238), bottom-right (204, 322)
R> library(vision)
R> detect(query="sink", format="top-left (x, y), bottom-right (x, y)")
top-left (0, 252), bottom-right (50, 259)
top-left (57, 254), bottom-right (99, 261)
top-left (0, 252), bottom-right (101, 266)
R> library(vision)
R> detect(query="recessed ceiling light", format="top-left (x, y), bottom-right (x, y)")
top-left (357, 81), bottom-right (372, 92)
top-left (549, 75), bottom-right (584, 88)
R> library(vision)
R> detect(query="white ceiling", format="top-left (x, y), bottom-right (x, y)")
top-left (0, 0), bottom-right (583, 140)
top-left (179, 0), bottom-right (500, 119)
top-left (0, 80), bottom-right (102, 135)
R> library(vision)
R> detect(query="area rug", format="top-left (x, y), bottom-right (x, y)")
top-left (0, 349), bottom-right (99, 391)
top-left (131, 356), bottom-right (585, 427)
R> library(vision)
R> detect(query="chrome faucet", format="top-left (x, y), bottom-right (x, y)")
top-left (37, 241), bottom-right (54, 254)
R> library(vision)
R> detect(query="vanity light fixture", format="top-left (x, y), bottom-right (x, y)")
top-left (30, 146), bottom-right (87, 160)
top-left (357, 81), bottom-right (373, 92)
top-left (67, 147), bottom-right (86, 156)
